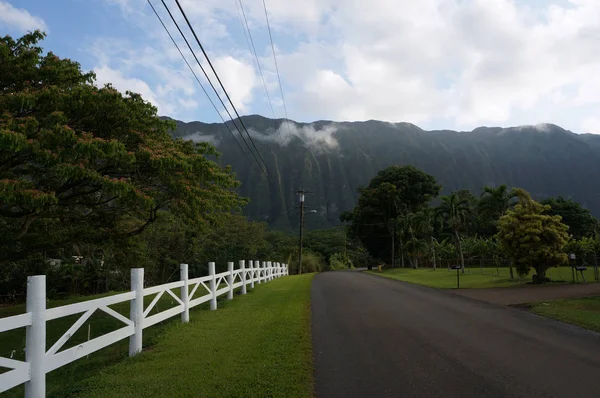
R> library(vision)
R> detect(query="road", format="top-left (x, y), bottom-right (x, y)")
top-left (312, 272), bottom-right (600, 398)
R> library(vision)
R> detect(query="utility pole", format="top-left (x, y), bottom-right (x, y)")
top-left (295, 189), bottom-right (311, 275)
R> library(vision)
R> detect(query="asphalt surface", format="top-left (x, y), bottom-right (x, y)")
top-left (312, 272), bottom-right (600, 398)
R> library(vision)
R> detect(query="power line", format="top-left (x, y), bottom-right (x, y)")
top-left (173, 0), bottom-right (274, 175)
top-left (261, 0), bottom-right (320, 164)
top-left (170, 0), bottom-right (291, 210)
top-left (158, 0), bottom-right (274, 187)
top-left (262, 0), bottom-right (289, 125)
top-left (235, 0), bottom-right (276, 119)
top-left (146, 0), bottom-right (251, 164)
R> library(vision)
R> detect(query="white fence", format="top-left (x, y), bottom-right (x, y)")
top-left (0, 260), bottom-right (288, 397)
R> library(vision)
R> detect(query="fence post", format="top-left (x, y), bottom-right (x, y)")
top-left (227, 262), bottom-right (234, 300)
top-left (277, 262), bottom-right (280, 278)
top-left (249, 260), bottom-right (255, 289)
top-left (25, 275), bottom-right (46, 398)
top-left (258, 261), bottom-right (263, 284)
top-left (240, 260), bottom-right (247, 295)
top-left (180, 263), bottom-right (189, 323)
top-left (209, 262), bottom-right (217, 310)
top-left (285, 263), bottom-right (289, 276)
top-left (267, 261), bottom-right (272, 281)
top-left (129, 268), bottom-right (144, 357)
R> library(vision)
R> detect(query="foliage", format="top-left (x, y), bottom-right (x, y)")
top-left (477, 185), bottom-right (516, 236)
top-left (496, 188), bottom-right (569, 283)
top-left (541, 196), bottom-right (599, 239)
top-left (297, 250), bottom-right (325, 273)
top-left (329, 252), bottom-right (352, 270)
top-left (0, 31), bottom-right (243, 265)
top-left (342, 166), bottom-right (440, 262)
top-left (303, 227), bottom-right (346, 262)
top-left (436, 192), bottom-right (471, 271)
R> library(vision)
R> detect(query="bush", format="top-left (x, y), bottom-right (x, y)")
top-left (329, 252), bottom-right (353, 270)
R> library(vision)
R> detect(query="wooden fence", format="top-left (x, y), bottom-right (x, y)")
top-left (0, 260), bottom-right (288, 397)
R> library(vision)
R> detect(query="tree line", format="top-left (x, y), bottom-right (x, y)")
top-left (0, 32), bottom-right (305, 301)
top-left (341, 165), bottom-right (600, 283)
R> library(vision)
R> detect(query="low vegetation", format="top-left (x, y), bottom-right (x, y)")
top-left (530, 296), bottom-right (600, 332)
top-left (65, 275), bottom-right (314, 398)
top-left (369, 266), bottom-right (599, 289)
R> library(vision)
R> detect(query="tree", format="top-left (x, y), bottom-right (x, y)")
top-left (0, 31), bottom-right (244, 264)
top-left (497, 189), bottom-right (569, 283)
top-left (342, 166), bottom-right (440, 265)
top-left (436, 193), bottom-right (471, 272)
top-left (477, 184), bottom-right (516, 236)
top-left (540, 196), bottom-right (598, 239)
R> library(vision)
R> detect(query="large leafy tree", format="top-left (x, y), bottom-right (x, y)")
top-left (436, 192), bottom-right (470, 272)
top-left (540, 196), bottom-right (598, 239)
top-left (497, 189), bottom-right (569, 283)
top-left (0, 31), bottom-right (243, 264)
top-left (341, 165), bottom-right (440, 265)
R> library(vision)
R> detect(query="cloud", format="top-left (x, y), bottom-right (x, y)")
top-left (0, 1), bottom-right (48, 32)
top-left (184, 132), bottom-right (221, 146)
top-left (94, 0), bottom-right (600, 133)
top-left (263, 0), bottom-right (600, 131)
top-left (251, 121), bottom-right (339, 151)
top-left (212, 56), bottom-right (258, 113)
top-left (93, 65), bottom-right (172, 114)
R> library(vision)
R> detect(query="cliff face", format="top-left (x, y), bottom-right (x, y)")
top-left (168, 115), bottom-right (600, 229)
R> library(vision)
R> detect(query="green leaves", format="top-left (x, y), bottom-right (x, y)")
top-left (0, 31), bottom-right (244, 264)
top-left (497, 188), bottom-right (569, 280)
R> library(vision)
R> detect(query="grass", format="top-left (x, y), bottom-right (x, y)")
top-left (367, 266), bottom-right (600, 289)
top-left (1, 275), bottom-right (314, 397)
top-left (530, 296), bottom-right (600, 332)
top-left (0, 289), bottom-right (198, 397)
top-left (63, 274), bottom-right (315, 398)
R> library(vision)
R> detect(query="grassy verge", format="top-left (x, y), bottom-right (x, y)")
top-left (64, 274), bottom-right (314, 398)
top-left (367, 266), bottom-right (599, 289)
top-left (529, 296), bottom-right (600, 332)
top-left (0, 290), bottom-right (202, 397)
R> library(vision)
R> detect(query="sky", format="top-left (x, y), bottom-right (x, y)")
top-left (1, 0), bottom-right (600, 133)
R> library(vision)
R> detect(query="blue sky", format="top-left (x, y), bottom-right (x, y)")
top-left (2, 0), bottom-right (600, 133)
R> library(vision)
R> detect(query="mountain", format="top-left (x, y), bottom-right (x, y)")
top-left (166, 115), bottom-right (600, 230)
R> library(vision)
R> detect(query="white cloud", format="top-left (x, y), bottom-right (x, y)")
top-left (212, 56), bottom-right (257, 113)
top-left (93, 65), bottom-right (172, 114)
top-left (185, 132), bottom-right (221, 146)
top-left (0, 1), bottom-right (48, 32)
top-left (251, 121), bottom-right (339, 151)
top-left (96, 0), bottom-right (600, 133)
top-left (267, 0), bottom-right (600, 131)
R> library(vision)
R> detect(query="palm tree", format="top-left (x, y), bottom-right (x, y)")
top-left (437, 193), bottom-right (471, 273)
top-left (478, 185), bottom-right (516, 225)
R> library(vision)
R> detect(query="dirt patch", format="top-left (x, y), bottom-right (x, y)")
top-left (451, 283), bottom-right (600, 305)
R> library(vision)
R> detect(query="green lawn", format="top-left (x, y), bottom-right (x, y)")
top-left (1, 274), bottom-right (314, 397)
top-left (64, 274), bottom-right (314, 398)
top-left (1, 289), bottom-right (204, 397)
top-left (368, 266), bottom-right (599, 289)
top-left (530, 296), bottom-right (600, 332)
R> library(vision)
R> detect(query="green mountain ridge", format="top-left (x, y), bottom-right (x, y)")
top-left (165, 115), bottom-right (600, 230)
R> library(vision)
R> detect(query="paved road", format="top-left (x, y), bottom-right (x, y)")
top-left (452, 282), bottom-right (600, 305)
top-left (312, 272), bottom-right (600, 398)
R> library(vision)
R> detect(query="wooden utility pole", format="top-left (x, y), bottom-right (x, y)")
top-left (295, 189), bottom-right (311, 275)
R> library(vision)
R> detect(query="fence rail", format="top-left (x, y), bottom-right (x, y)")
top-left (0, 260), bottom-right (288, 397)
